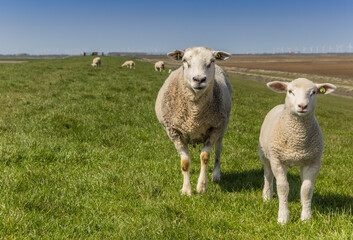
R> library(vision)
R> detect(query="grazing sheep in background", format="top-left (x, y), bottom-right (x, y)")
top-left (155, 61), bottom-right (165, 72)
top-left (258, 78), bottom-right (336, 224)
top-left (121, 60), bottom-right (135, 69)
top-left (155, 47), bottom-right (232, 195)
top-left (91, 57), bottom-right (101, 67)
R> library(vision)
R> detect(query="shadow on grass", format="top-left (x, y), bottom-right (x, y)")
top-left (313, 192), bottom-right (353, 215)
top-left (218, 168), bottom-right (264, 192)
top-left (218, 168), bottom-right (352, 215)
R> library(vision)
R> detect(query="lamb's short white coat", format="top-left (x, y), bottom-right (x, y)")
top-left (259, 78), bottom-right (336, 224)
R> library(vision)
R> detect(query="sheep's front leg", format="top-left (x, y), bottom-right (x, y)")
top-left (300, 163), bottom-right (321, 221)
top-left (212, 138), bottom-right (223, 182)
top-left (271, 162), bottom-right (289, 224)
top-left (173, 140), bottom-right (192, 196)
top-left (197, 133), bottom-right (219, 193)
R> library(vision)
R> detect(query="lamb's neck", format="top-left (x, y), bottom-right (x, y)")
top-left (281, 108), bottom-right (317, 135)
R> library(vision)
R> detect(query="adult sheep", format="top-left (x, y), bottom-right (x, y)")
top-left (155, 61), bottom-right (165, 72)
top-left (259, 78), bottom-right (336, 224)
top-left (121, 60), bottom-right (135, 69)
top-left (155, 47), bottom-right (232, 196)
top-left (91, 57), bottom-right (101, 67)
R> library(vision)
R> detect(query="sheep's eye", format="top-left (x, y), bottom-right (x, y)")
top-left (311, 91), bottom-right (316, 96)
top-left (207, 63), bottom-right (212, 68)
top-left (288, 90), bottom-right (294, 95)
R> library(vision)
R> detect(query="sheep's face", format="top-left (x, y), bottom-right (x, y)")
top-left (168, 47), bottom-right (230, 93)
top-left (267, 78), bottom-right (336, 117)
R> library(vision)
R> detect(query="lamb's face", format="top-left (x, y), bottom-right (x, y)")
top-left (286, 79), bottom-right (318, 116)
top-left (267, 78), bottom-right (336, 117)
top-left (167, 47), bottom-right (230, 93)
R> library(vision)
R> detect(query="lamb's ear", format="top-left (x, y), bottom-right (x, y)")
top-left (316, 83), bottom-right (336, 95)
top-left (167, 50), bottom-right (184, 61)
top-left (267, 81), bottom-right (288, 93)
top-left (213, 51), bottom-right (231, 61)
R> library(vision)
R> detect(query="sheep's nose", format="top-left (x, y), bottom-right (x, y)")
top-left (193, 76), bottom-right (207, 83)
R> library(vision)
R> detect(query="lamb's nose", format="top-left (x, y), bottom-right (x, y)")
top-left (193, 76), bottom-right (207, 83)
top-left (298, 104), bottom-right (308, 110)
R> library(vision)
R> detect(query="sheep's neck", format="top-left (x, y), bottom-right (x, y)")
top-left (181, 79), bottom-right (214, 113)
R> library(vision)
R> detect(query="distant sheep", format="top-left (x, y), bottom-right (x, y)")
top-left (155, 47), bottom-right (232, 195)
top-left (259, 78), bottom-right (336, 224)
top-left (91, 57), bottom-right (101, 67)
top-left (155, 61), bottom-right (165, 72)
top-left (121, 60), bottom-right (135, 69)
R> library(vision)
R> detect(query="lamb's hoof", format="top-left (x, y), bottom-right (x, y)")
top-left (277, 210), bottom-right (290, 225)
top-left (263, 195), bottom-right (272, 202)
top-left (262, 190), bottom-right (273, 202)
top-left (301, 211), bottom-right (312, 222)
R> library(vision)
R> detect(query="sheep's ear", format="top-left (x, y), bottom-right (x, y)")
top-left (213, 51), bottom-right (231, 61)
top-left (267, 81), bottom-right (288, 93)
top-left (316, 83), bottom-right (336, 95)
top-left (167, 50), bottom-right (184, 61)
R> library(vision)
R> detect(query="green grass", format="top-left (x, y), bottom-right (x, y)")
top-left (0, 56), bottom-right (352, 239)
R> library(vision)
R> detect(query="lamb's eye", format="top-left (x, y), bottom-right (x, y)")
top-left (207, 63), bottom-right (211, 68)
top-left (288, 90), bottom-right (294, 95)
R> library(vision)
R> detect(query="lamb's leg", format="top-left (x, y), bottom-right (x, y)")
top-left (271, 161), bottom-right (289, 224)
top-left (261, 153), bottom-right (274, 201)
top-left (212, 138), bottom-right (223, 182)
top-left (174, 141), bottom-right (192, 196)
top-left (300, 163), bottom-right (321, 221)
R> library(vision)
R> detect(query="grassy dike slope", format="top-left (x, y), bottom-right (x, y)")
top-left (0, 57), bottom-right (352, 239)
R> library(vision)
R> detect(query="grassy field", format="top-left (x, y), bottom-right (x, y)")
top-left (0, 57), bottom-right (352, 239)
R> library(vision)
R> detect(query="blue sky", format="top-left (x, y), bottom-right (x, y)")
top-left (1, 0), bottom-right (352, 54)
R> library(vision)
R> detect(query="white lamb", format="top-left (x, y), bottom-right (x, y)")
top-left (91, 57), bottom-right (101, 67)
top-left (258, 78), bottom-right (336, 224)
top-left (155, 61), bottom-right (165, 72)
top-left (121, 60), bottom-right (135, 69)
top-left (155, 47), bottom-right (232, 196)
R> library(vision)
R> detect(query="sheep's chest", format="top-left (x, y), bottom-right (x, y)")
top-left (174, 109), bottom-right (224, 145)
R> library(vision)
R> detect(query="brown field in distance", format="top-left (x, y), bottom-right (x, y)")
top-left (140, 54), bottom-right (353, 97)
top-left (219, 54), bottom-right (353, 79)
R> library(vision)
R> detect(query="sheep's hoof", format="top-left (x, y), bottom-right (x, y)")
top-left (212, 171), bottom-right (221, 182)
top-left (196, 181), bottom-right (208, 194)
top-left (181, 187), bottom-right (192, 196)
